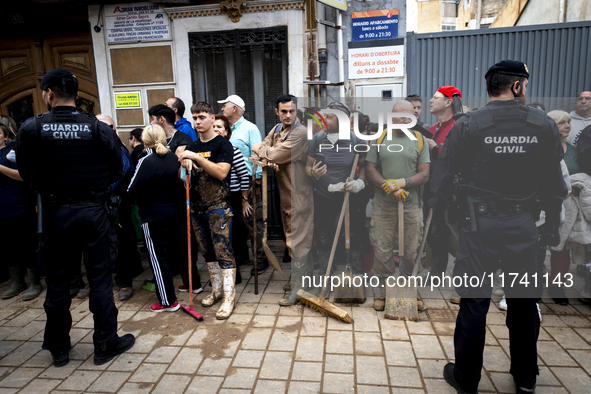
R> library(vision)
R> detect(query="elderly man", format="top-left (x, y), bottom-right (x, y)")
top-left (366, 100), bottom-right (430, 312)
top-left (425, 86), bottom-right (463, 303)
top-left (166, 97), bottom-right (197, 141)
top-left (218, 95), bottom-right (266, 274)
top-left (570, 91), bottom-right (591, 143)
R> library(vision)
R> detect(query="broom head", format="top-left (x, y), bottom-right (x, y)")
top-left (181, 304), bottom-right (204, 321)
top-left (297, 289), bottom-right (353, 323)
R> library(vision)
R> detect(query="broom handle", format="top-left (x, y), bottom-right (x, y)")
top-left (320, 154), bottom-right (359, 300)
top-left (186, 173), bottom-right (193, 310)
top-left (398, 199), bottom-right (404, 258)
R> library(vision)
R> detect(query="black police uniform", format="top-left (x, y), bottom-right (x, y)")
top-left (430, 96), bottom-right (567, 391)
top-left (16, 106), bottom-right (123, 357)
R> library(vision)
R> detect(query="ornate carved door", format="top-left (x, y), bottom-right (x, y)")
top-left (0, 34), bottom-right (99, 128)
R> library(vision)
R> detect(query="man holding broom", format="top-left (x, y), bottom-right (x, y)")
top-left (366, 100), bottom-right (430, 312)
top-left (179, 102), bottom-right (236, 320)
top-left (251, 95), bottom-right (314, 306)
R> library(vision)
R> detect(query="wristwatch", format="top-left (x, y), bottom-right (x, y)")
top-left (404, 178), bottom-right (411, 188)
top-left (242, 196), bottom-right (249, 201)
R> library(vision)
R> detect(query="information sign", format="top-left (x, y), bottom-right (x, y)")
top-left (115, 92), bottom-right (141, 108)
top-left (348, 45), bottom-right (404, 79)
top-left (105, 3), bottom-right (170, 43)
top-left (352, 10), bottom-right (399, 42)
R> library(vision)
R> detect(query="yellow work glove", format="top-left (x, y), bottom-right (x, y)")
top-left (381, 178), bottom-right (406, 194)
top-left (393, 189), bottom-right (409, 201)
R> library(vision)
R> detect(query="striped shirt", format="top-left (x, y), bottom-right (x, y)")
top-left (230, 145), bottom-right (250, 192)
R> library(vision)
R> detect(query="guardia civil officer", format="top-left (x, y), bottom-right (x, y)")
top-left (429, 61), bottom-right (567, 394)
top-left (16, 68), bottom-right (135, 367)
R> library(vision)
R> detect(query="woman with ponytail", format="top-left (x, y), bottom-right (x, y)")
top-left (128, 124), bottom-right (186, 312)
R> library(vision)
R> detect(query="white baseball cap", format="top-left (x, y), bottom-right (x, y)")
top-left (217, 95), bottom-right (245, 112)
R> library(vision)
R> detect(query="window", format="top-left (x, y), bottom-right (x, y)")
top-left (442, 25), bottom-right (457, 31)
top-left (442, 1), bottom-right (458, 18)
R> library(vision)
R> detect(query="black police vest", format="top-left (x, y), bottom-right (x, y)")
top-left (33, 111), bottom-right (111, 199)
top-left (464, 105), bottom-right (547, 201)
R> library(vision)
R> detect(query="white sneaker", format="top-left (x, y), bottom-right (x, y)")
top-left (178, 285), bottom-right (204, 294)
top-left (498, 295), bottom-right (507, 311)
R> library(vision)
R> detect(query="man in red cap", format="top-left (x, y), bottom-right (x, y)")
top-left (426, 86), bottom-right (462, 303)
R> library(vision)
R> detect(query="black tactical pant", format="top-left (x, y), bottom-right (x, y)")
top-left (42, 201), bottom-right (118, 355)
top-left (142, 217), bottom-right (183, 306)
top-left (453, 209), bottom-right (540, 392)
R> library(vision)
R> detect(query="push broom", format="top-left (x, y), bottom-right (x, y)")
top-left (181, 171), bottom-right (204, 322)
top-left (296, 155), bottom-right (360, 324)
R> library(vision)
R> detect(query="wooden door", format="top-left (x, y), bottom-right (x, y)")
top-left (0, 33), bottom-right (99, 128)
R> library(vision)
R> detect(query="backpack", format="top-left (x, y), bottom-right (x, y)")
top-left (375, 128), bottom-right (424, 156)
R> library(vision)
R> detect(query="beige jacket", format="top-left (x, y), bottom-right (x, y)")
top-left (252, 123), bottom-right (313, 259)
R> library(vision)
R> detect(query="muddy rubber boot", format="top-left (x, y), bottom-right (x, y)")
top-left (22, 268), bottom-right (43, 301)
top-left (279, 257), bottom-right (305, 306)
top-left (2, 266), bottom-right (27, 299)
top-left (202, 262), bottom-right (223, 307)
top-left (216, 268), bottom-right (236, 320)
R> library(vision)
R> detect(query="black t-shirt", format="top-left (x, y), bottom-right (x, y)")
top-left (168, 131), bottom-right (193, 155)
top-left (185, 135), bottom-right (233, 214)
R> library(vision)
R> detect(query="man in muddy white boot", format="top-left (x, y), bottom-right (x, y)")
top-left (179, 101), bottom-right (236, 320)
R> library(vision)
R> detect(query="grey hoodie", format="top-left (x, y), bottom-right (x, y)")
top-left (570, 110), bottom-right (591, 142)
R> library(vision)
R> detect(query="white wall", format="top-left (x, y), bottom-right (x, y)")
top-left (169, 8), bottom-right (306, 104)
top-left (89, 4), bottom-right (306, 126)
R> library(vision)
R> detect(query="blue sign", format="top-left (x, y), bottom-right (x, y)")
top-left (351, 10), bottom-right (399, 42)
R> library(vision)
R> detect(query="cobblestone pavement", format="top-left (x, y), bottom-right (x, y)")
top-left (0, 242), bottom-right (590, 393)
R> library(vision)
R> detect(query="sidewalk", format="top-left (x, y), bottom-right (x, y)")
top-left (0, 243), bottom-right (590, 393)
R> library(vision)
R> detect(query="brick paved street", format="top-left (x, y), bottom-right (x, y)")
top-left (0, 242), bottom-right (590, 393)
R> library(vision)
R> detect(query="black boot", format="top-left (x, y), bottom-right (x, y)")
top-left (2, 266), bottom-right (26, 299)
top-left (94, 334), bottom-right (136, 365)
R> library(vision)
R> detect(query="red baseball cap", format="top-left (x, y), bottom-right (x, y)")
top-left (437, 86), bottom-right (462, 102)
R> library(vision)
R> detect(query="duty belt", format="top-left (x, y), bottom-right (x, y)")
top-left (474, 201), bottom-right (524, 216)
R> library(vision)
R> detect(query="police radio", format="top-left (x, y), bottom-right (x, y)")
top-left (452, 93), bottom-right (466, 120)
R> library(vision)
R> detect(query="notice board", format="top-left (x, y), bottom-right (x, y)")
top-left (105, 3), bottom-right (170, 43)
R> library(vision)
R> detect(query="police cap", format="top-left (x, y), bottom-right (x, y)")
top-left (485, 60), bottom-right (529, 79)
top-left (40, 68), bottom-right (76, 90)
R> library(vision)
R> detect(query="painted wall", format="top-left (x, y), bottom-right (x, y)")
top-left (518, 0), bottom-right (591, 25)
top-left (417, 0), bottom-right (442, 33)
top-left (89, 3), bottom-right (306, 132)
top-left (323, 0), bottom-right (407, 102)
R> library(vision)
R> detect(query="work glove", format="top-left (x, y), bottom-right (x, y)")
top-left (328, 182), bottom-right (345, 193)
top-left (381, 178), bottom-right (406, 194)
top-left (344, 179), bottom-right (365, 193)
top-left (393, 189), bottom-right (409, 201)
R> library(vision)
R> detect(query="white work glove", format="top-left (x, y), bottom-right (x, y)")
top-left (344, 179), bottom-right (365, 193)
top-left (328, 182), bottom-right (346, 193)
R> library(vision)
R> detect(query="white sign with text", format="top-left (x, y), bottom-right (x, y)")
top-left (348, 45), bottom-right (404, 79)
top-left (105, 3), bottom-right (170, 43)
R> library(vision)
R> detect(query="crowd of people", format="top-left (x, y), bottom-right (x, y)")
top-left (2, 63), bottom-right (591, 394)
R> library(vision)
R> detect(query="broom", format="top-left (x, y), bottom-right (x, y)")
top-left (181, 171), bottom-right (204, 321)
top-left (297, 155), bottom-right (359, 323)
